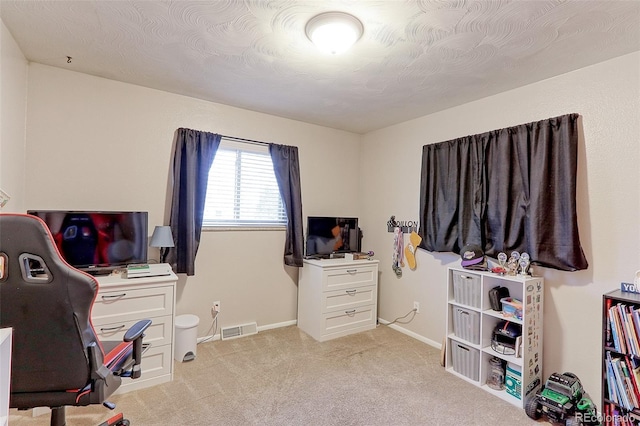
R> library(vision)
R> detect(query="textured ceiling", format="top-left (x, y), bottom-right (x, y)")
top-left (2, 0), bottom-right (639, 134)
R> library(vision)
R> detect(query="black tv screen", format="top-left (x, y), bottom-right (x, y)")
top-left (27, 210), bottom-right (148, 273)
top-left (305, 216), bottom-right (360, 257)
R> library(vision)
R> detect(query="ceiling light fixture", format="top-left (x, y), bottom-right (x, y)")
top-left (305, 12), bottom-right (364, 55)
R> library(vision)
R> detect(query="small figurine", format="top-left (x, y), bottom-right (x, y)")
top-left (507, 251), bottom-right (520, 276)
top-left (491, 252), bottom-right (508, 275)
top-left (519, 252), bottom-right (531, 275)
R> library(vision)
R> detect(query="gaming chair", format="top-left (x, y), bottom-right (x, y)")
top-left (0, 213), bottom-right (151, 426)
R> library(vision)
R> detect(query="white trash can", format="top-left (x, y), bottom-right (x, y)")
top-left (174, 314), bottom-right (199, 362)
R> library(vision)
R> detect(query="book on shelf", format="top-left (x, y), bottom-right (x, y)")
top-left (632, 309), bottom-right (640, 354)
top-left (625, 355), bottom-right (640, 408)
top-left (606, 352), bottom-right (640, 412)
top-left (606, 298), bottom-right (614, 347)
top-left (620, 358), bottom-right (639, 408)
top-left (607, 302), bottom-right (640, 357)
top-left (605, 402), bottom-right (640, 426)
top-left (607, 352), bottom-right (620, 403)
top-left (612, 357), bottom-right (632, 409)
top-left (625, 310), bottom-right (639, 355)
top-left (610, 305), bottom-right (626, 353)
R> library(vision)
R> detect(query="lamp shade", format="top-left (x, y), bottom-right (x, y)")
top-left (150, 226), bottom-right (175, 248)
top-left (305, 12), bottom-right (363, 54)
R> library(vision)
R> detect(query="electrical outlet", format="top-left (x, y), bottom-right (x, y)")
top-left (211, 301), bottom-right (220, 318)
top-left (413, 301), bottom-right (420, 313)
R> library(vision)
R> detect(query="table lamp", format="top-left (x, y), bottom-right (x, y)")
top-left (150, 226), bottom-right (174, 264)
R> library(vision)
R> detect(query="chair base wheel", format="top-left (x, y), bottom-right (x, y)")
top-left (99, 412), bottom-right (130, 426)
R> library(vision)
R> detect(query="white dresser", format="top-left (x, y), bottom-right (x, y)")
top-left (94, 271), bottom-right (177, 393)
top-left (297, 258), bottom-right (379, 342)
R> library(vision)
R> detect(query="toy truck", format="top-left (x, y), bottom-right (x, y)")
top-left (525, 372), bottom-right (599, 425)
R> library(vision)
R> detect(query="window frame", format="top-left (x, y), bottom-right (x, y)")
top-left (202, 139), bottom-right (287, 231)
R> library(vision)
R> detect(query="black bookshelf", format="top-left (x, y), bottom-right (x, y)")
top-left (603, 289), bottom-right (640, 425)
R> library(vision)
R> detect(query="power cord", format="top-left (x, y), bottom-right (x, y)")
top-left (197, 311), bottom-right (218, 344)
top-left (383, 308), bottom-right (417, 326)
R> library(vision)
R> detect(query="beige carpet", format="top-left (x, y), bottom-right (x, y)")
top-left (9, 325), bottom-right (539, 425)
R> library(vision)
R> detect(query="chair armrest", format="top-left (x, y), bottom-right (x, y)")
top-left (123, 319), bottom-right (151, 342)
top-left (123, 319), bottom-right (151, 379)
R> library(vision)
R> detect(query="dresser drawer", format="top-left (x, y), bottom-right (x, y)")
top-left (322, 287), bottom-right (376, 314)
top-left (119, 342), bottom-right (171, 389)
top-left (322, 305), bottom-right (375, 336)
top-left (322, 265), bottom-right (376, 292)
top-left (93, 315), bottom-right (173, 348)
top-left (92, 285), bottom-right (174, 324)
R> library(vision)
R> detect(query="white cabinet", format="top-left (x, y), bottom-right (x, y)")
top-left (297, 258), bottom-right (379, 342)
top-left (95, 271), bottom-right (177, 393)
top-left (445, 267), bottom-right (543, 407)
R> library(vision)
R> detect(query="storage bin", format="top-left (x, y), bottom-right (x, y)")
top-left (452, 271), bottom-right (481, 308)
top-left (500, 297), bottom-right (523, 320)
top-left (452, 306), bottom-right (480, 344)
top-left (505, 363), bottom-right (522, 399)
top-left (451, 340), bottom-right (480, 381)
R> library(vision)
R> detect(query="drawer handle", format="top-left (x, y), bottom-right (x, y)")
top-left (345, 289), bottom-right (357, 295)
top-left (100, 325), bottom-right (126, 332)
top-left (345, 309), bottom-right (356, 316)
top-left (141, 343), bottom-right (152, 356)
top-left (102, 293), bottom-right (127, 300)
top-left (346, 269), bottom-right (357, 274)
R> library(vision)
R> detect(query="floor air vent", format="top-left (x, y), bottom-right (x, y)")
top-left (221, 322), bottom-right (258, 340)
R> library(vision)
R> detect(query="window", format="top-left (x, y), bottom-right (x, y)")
top-left (203, 140), bottom-right (286, 228)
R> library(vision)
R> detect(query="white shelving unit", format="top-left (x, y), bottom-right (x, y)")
top-left (445, 267), bottom-right (544, 407)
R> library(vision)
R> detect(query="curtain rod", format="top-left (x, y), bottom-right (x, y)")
top-left (220, 135), bottom-right (271, 147)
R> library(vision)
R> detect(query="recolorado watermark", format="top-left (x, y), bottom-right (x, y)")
top-left (576, 411), bottom-right (634, 424)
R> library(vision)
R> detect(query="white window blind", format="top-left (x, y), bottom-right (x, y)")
top-left (203, 141), bottom-right (286, 227)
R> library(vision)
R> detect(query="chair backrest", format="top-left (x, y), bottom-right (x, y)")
top-left (0, 213), bottom-right (104, 393)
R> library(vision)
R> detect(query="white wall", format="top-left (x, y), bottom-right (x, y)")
top-left (5, 13), bottom-right (640, 406)
top-left (0, 20), bottom-right (28, 213)
top-left (23, 63), bottom-right (362, 337)
top-left (361, 51), bottom-right (640, 404)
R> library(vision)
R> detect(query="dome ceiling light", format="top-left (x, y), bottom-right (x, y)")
top-left (305, 12), bottom-right (364, 55)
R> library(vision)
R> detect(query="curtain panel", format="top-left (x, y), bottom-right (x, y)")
top-left (419, 113), bottom-right (588, 272)
top-left (269, 144), bottom-right (304, 267)
top-left (167, 128), bottom-right (221, 275)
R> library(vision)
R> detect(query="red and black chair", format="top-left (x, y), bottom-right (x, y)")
top-left (0, 213), bottom-right (151, 426)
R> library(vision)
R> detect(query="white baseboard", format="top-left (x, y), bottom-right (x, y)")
top-left (196, 318), bottom-right (440, 351)
top-left (197, 334), bottom-right (219, 343)
top-left (377, 317), bottom-right (442, 350)
top-left (196, 319), bottom-right (297, 344)
top-left (258, 319), bottom-right (297, 332)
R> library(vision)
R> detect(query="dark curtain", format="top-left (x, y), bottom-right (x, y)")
top-left (167, 128), bottom-right (221, 275)
top-left (419, 113), bottom-right (588, 271)
top-left (269, 144), bottom-right (304, 267)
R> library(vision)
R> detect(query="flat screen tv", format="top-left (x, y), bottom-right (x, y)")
top-left (27, 210), bottom-right (148, 275)
top-left (305, 216), bottom-right (360, 258)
